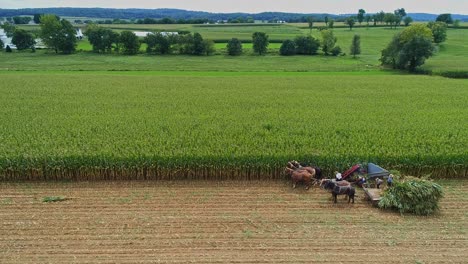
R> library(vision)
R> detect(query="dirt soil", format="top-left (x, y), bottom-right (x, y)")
top-left (0, 180), bottom-right (466, 263)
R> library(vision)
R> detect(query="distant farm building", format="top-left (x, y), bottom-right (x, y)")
top-left (133, 31), bottom-right (179, 37)
top-left (0, 28), bottom-right (46, 49)
top-left (76, 28), bottom-right (84, 39)
top-left (0, 28), bottom-right (17, 49)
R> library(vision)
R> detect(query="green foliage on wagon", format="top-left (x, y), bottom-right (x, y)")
top-left (379, 177), bottom-right (443, 215)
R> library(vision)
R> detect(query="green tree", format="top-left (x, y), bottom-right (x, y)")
top-left (226, 38), bottom-right (243, 56)
top-left (279, 39), bottom-right (296, 56)
top-left (350, 34), bottom-right (361, 58)
top-left (380, 24), bottom-right (435, 72)
top-left (365, 15), bottom-right (372, 26)
top-left (331, 46), bottom-right (342, 56)
top-left (192, 32), bottom-right (206, 55)
top-left (320, 29), bottom-right (337, 55)
top-left (203, 39), bottom-right (215, 56)
top-left (40, 14), bottom-right (77, 54)
top-left (294, 35), bottom-right (320, 55)
top-left (372, 15), bottom-right (378, 26)
top-left (400, 24), bottom-right (433, 42)
top-left (177, 33), bottom-right (194, 54)
top-left (453, 19), bottom-right (461, 28)
top-left (394, 8), bottom-right (407, 18)
top-left (403, 16), bottom-right (413, 26)
top-left (357, 9), bottom-right (366, 25)
top-left (85, 24), bottom-right (119, 53)
top-left (13, 16), bottom-right (32, 24)
top-left (377, 11), bottom-right (385, 24)
top-left (427, 22), bottom-right (447, 44)
top-left (307, 17), bottom-right (314, 34)
top-left (384, 13), bottom-right (399, 28)
top-left (394, 9), bottom-right (406, 27)
top-left (12, 29), bottom-right (35, 50)
top-left (145, 32), bottom-right (171, 54)
top-left (436, 14), bottom-right (453, 24)
top-left (324, 16), bottom-right (329, 26)
top-left (119, 30), bottom-right (140, 55)
top-left (328, 19), bottom-right (334, 29)
top-left (6, 45), bottom-right (12, 52)
top-left (345, 17), bottom-right (356, 30)
top-left (33, 14), bottom-right (43, 24)
top-left (252, 32), bottom-right (269, 55)
top-left (0, 38), bottom-right (4, 51)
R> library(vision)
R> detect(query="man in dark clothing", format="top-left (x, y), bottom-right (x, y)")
top-left (387, 174), bottom-right (394, 187)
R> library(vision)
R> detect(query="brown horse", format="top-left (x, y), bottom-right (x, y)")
top-left (287, 161), bottom-right (322, 179)
top-left (286, 167), bottom-right (316, 190)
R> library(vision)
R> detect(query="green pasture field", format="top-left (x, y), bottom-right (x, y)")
top-left (9, 25), bottom-right (468, 73)
top-left (0, 72), bottom-right (466, 179)
top-left (0, 51), bottom-right (376, 72)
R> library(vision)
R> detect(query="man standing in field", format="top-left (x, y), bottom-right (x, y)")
top-left (387, 174), bottom-right (394, 187)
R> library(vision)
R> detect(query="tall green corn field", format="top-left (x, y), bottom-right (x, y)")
top-left (0, 73), bottom-right (467, 180)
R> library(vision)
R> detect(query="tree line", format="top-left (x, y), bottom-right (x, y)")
top-left (0, 13), bottom-right (450, 73)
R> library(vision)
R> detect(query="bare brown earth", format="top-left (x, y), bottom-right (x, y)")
top-left (0, 180), bottom-right (466, 263)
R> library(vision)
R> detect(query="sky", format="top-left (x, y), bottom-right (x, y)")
top-left (1, 0), bottom-right (467, 14)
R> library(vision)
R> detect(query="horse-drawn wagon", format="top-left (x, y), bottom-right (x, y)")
top-left (337, 163), bottom-right (390, 205)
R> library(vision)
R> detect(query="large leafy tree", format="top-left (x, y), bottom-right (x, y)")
top-left (119, 30), bottom-right (140, 55)
top-left (12, 29), bottom-right (36, 50)
top-left (357, 9), bottom-right (366, 25)
top-left (177, 33), bottom-right (194, 54)
top-left (203, 39), bottom-right (215, 56)
top-left (85, 24), bottom-right (119, 53)
top-left (436, 13), bottom-right (453, 24)
top-left (320, 29), bottom-right (337, 55)
top-left (345, 17), bottom-right (356, 30)
top-left (252, 32), bottom-right (269, 55)
top-left (40, 14), bottom-right (77, 54)
top-left (12, 16), bottom-right (32, 24)
top-left (33, 14), bottom-right (43, 24)
top-left (145, 32), bottom-right (171, 54)
top-left (381, 24), bottom-right (435, 72)
top-left (226, 38), bottom-right (243, 56)
top-left (394, 8), bottom-right (407, 18)
top-left (350, 34), bottom-right (361, 58)
top-left (279, 39), bottom-right (296, 56)
top-left (403, 16), bottom-right (413, 27)
top-left (192, 32), bottom-right (206, 55)
top-left (384, 13), bottom-right (399, 29)
top-left (294, 35), bottom-right (320, 55)
top-left (427, 22), bottom-right (447, 44)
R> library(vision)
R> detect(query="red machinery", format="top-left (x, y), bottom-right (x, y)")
top-left (341, 164), bottom-right (362, 180)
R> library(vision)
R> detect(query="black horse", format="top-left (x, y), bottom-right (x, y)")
top-left (321, 179), bottom-right (355, 204)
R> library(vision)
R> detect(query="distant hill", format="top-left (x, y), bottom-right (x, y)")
top-left (0, 8), bottom-right (467, 22)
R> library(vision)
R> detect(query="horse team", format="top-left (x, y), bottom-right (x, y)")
top-left (285, 161), bottom-right (355, 204)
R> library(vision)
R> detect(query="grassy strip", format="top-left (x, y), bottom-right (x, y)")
top-left (0, 70), bottom-right (395, 76)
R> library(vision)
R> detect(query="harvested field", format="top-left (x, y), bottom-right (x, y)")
top-left (0, 180), bottom-right (466, 263)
